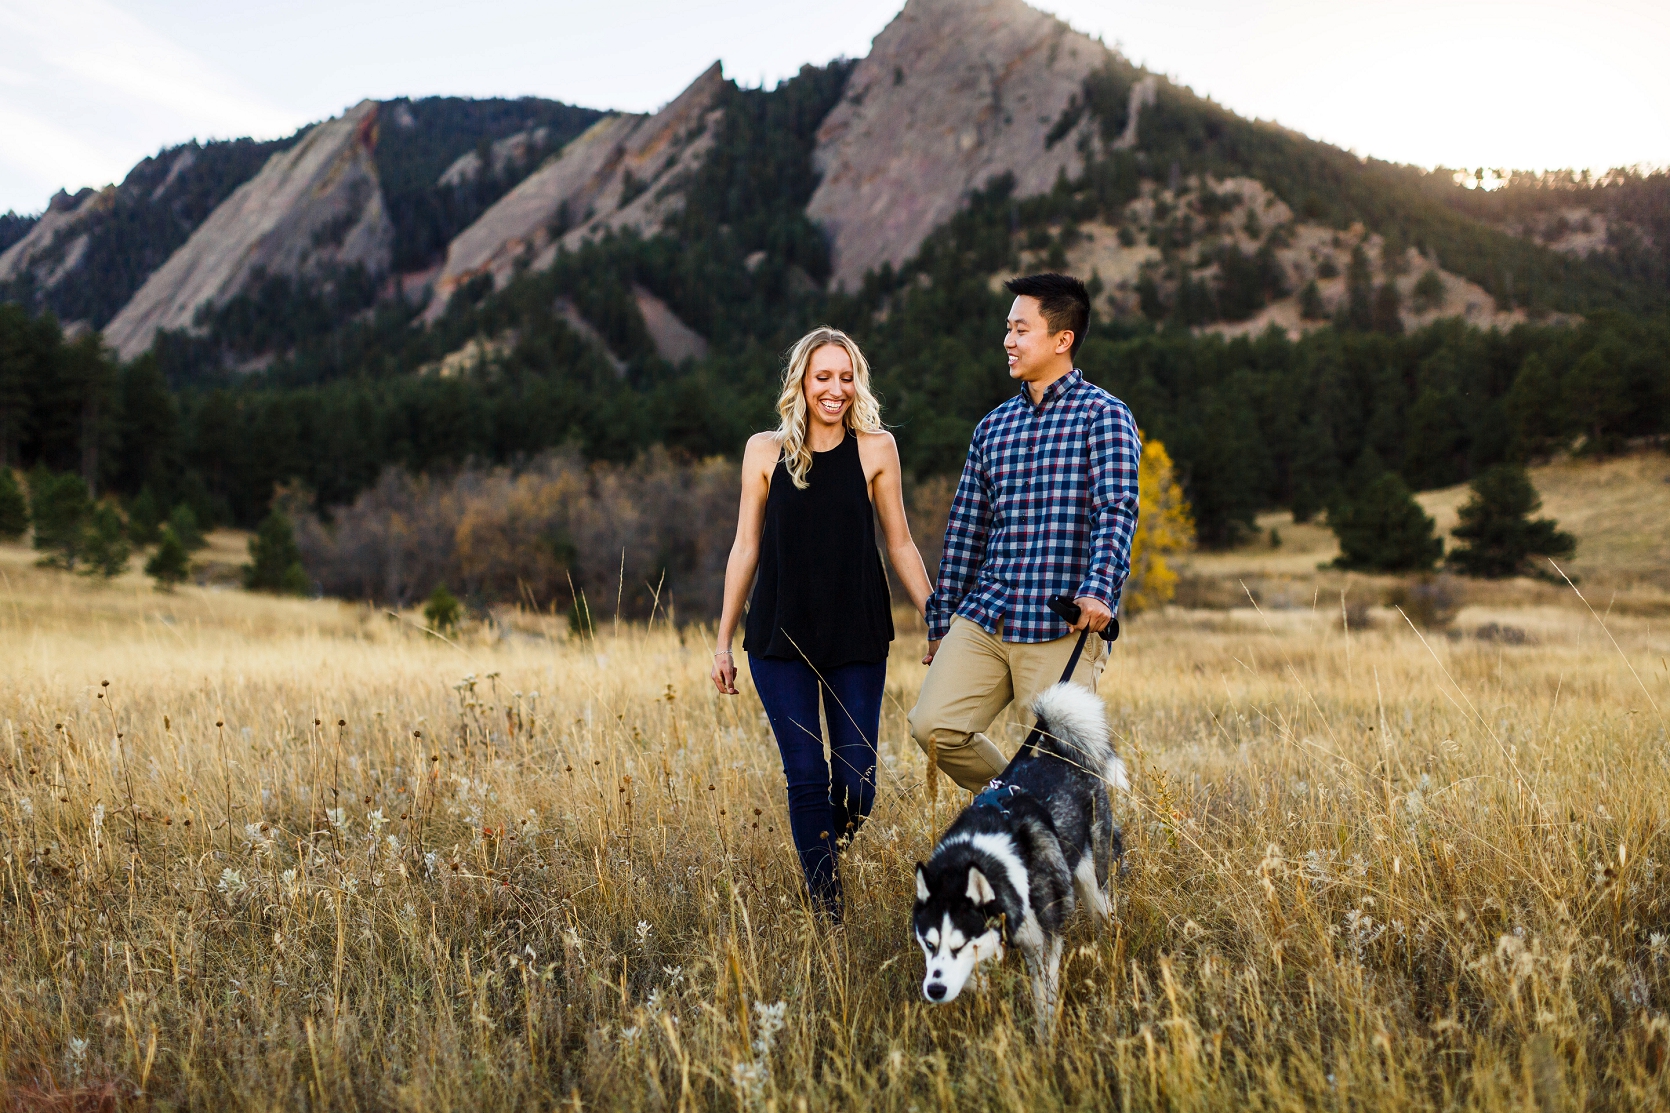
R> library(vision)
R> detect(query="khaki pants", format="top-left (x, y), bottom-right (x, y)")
top-left (908, 616), bottom-right (1107, 792)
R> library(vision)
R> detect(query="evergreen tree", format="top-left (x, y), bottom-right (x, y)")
top-left (128, 486), bottom-right (163, 545)
top-left (29, 468), bottom-right (91, 568)
top-left (1446, 464), bottom-right (1575, 578)
top-left (424, 584), bottom-right (463, 631)
top-left (0, 467), bottom-right (27, 541)
top-left (243, 508), bottom-right (308, 594)
top-left (1298, 279), bottom-right (1326, 320)
top-left (1372, 281), bottom-right (1404, 335)
top-left (1411, 269), bottom-right (1446, 312)
top-left (145, 525), bottom-right (192, 590)
top-left (1344, 244), bottom-right (1375, 330)
top-left (80, 502), bottom-right (131, 578)
top-left (168, 503), bottom-right (207, 552)
top-left (1506, 353), bottom-right (1565, 457)
top-left (1329, 455), bottom-right (1442, 572)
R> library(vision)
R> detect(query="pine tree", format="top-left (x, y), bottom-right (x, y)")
top-left (1329, 456), bottom-right (1442, 572)
top-left (424, 584), bottom-right (463, 631)
top-left (29, 468), bottom-right (91, 569)
top-left (243, 508), bottom-right (307, 594)
top-left (1298, 279), bottom-right (1326, 320)
top-left (1446, 464), bottom-right (1575, 578)
top-left (145, 525), bottom-right (192, 590)
top-left (80, 503), bottom-right (131, 578)
top-left (1372, 281), bottom-right (1404, 335)
top-left (0, 467), bottom-right (27, 541)
top-left (168, 504), bottom-right (207, 552)
top-left (128, 486), bottom-right (163, 546)
top-left (1123, 437), bottom-right (1194, 615)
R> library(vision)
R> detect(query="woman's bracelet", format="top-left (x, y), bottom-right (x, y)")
top-left (713, 648), bottom-right (733, 658)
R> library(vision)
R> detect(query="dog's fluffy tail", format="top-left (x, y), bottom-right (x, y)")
top-left (1031, 683), bottom-right (1128, 794)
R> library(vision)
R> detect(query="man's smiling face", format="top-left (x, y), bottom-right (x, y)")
top-left (1004, 295), bottom-right (1071, 384)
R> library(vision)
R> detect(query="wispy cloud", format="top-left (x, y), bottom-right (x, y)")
top-left (0, 0), bottom-right (303, 211)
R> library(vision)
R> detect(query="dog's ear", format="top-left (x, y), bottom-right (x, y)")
top-left (915, 864), bottom-right (929, 903)
top-left (966, 867), bottom-right (996, 906)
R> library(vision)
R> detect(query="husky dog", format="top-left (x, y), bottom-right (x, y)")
top-left (913, 681), bottom-right (1126, 1040)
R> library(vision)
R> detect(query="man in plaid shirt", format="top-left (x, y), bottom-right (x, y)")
top-left (909, 273), bottom-right (1140, 792)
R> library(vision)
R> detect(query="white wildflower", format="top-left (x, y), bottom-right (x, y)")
top-left (326, 808), bottom-right (347, 830)
top-left (66, 1036), bottom-right (89, 1079)
top-left (752, 1000), bottom-right (786, 1057)
top-left (217, 868), bottom-right (248, 897)
top-left (366, 809), bottom-right (387, 834)
top-left (423, 851), bottom-right (440, 878)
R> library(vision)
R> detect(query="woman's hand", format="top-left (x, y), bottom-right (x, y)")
top-left (712, 648), bottom-right (739, 695)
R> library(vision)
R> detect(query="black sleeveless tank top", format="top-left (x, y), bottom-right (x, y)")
top-left (744, 433), bottom-right (894, 668)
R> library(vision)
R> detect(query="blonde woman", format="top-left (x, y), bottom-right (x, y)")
top-left (712, 326), bottom-right (932, 919)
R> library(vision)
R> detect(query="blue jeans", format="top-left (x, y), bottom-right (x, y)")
top-left (748, 655), bottom-right (886, 916)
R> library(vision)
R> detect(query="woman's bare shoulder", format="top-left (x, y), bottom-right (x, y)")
top-left (856, 429), bottom-right (899, 459)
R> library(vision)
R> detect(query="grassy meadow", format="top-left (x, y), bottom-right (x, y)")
top-left (3, 457), bottom-right (1670, 1110)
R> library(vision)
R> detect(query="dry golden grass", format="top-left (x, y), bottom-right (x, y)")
top-left (3, 533), bottom-right (1670, 1111)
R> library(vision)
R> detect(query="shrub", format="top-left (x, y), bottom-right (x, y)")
top-left (168, 504), bottom-right (207, 552)
top-left (80, 503), bottom-right (132, 578)
top-left (0, 468), bottom-right (27, 541)
top-left (1446, 464), bottom-right (1576, 578)
top-left (1411, 269), bottom-right (1446, 312)
top-left (1386, 574), bottom-right (1464, 629)
top-left (424, 584), bottom-right (463, 632)
top-left (128, 486), bottom-right (163, 546)
top-left (145, 526), bottom-right (192, 590)
top-left (244, 508), bottom-right (308, 594)
top-left (28, 468), bottom-right (91, 568)
top-left (1329, 470), bottom-right (1442, 573)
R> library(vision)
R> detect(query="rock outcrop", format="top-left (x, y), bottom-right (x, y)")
top-left (806, 0), bottom-right (1114, 289)
top-left (104, 101), bottom-right (393, 359)
top-left (424, 63), bottom-right (726, 320)
top-left (0, 187), bottom-right (112, 295)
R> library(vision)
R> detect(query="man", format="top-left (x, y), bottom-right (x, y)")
top-left (909, 273), bottom-right (1140, 792)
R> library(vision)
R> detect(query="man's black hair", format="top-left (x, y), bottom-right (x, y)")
top-left (1004, 273), bottom-right (1091, 358)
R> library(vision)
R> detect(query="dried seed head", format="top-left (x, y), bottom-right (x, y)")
top-left (216, 720), bottom-right (224, 728)
top-left (337, 719), bottom-right (345, 727)
top-left (101, 680), bottom-right (109, 688)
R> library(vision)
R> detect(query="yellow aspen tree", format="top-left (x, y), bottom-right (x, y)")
top-left (1123, 434), bottom-right (1194, 614)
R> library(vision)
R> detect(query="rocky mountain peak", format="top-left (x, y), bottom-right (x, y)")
top-left (807, 0), bottom-right (1119, 288)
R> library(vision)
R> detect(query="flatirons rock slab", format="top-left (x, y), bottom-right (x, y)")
top-left (807, 0), bottom-right (1110, 289)
top-left (425, 63), bottom-right (725, 321)
top-left (104, 100), bottom-right (393, 360)
top-left (0, 187), bottom-right (112, 288)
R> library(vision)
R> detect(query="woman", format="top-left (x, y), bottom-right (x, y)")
top-left (712, 326), bottom-right (933, 919)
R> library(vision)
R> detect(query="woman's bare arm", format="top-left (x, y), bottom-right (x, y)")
top-left (864, 432), bottom-right (933, 620)
top-left (712, 432), bottom-right (777, 694)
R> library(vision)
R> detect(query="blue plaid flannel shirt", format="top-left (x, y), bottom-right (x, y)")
top-left (926, 370), bottom-right (1140, 643)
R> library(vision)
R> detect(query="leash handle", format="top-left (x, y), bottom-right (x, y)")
top-left (1046, 595), bottom-right (1118, 644)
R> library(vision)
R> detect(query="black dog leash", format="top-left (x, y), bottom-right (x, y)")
top-left (1046, 595), bottom-right (1118, 685)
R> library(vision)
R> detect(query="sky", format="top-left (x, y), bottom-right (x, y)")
top-left (2, 0), bottom-right (1667, 216)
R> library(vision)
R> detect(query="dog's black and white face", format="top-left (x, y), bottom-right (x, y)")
top-left (913, 863), bottom-right (1006, 1002)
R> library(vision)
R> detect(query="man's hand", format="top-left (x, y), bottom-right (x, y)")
top-left (1071, 596), bottom-right (1113, 633)
top-left (923, 639), bottom-right (941, 665)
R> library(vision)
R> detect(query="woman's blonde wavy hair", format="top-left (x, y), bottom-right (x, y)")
top-left (774, 326), bottom-right (883, 489)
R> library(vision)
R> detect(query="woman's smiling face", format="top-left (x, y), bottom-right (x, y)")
top-left (804, 343), bottom-right (856, 429)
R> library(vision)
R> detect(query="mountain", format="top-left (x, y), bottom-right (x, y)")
top-left (3, 0), bottom-right (1668, 558)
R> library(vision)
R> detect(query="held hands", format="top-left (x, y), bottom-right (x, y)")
top-left (923, 639), bottom-right (940, 665)
top-left (712, 648), bottom-right (739, 695)
top-left (1071, 596), bottom-right (1114, 633)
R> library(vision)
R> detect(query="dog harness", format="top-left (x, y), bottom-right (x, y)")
top-left (972, 780), bottom-right (1023, 817)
